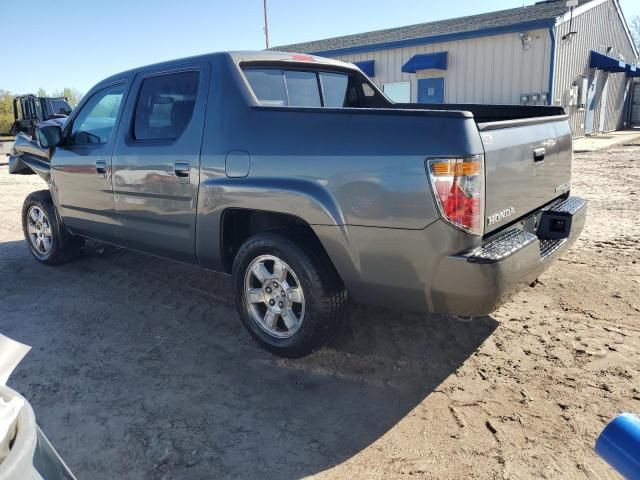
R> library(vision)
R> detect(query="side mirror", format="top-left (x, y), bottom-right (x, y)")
top-left (37, 125), bottom-right (63, 149)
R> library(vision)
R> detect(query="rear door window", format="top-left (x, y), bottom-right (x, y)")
top-left (133, 71), bottom-right (199, 141)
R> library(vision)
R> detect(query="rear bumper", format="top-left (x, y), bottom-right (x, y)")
top-left (429, 196), bottom-right (587, 315)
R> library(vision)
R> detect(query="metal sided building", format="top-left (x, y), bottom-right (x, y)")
top-left (272, 0), bottom-right (638, 137)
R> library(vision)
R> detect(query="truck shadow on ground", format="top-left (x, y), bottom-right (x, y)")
top-left (1, 240), bottom-right (498, 480)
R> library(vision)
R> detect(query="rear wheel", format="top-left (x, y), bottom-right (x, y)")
top-left (22, 190), bottom-right (83, 265)
top-left (232, 232), bottom-right (347, 358)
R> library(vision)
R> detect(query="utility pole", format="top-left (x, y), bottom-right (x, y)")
top-left (263, 0), bottom-right (270, 49)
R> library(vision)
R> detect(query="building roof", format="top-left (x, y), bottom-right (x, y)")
top-left (270, 0), bottom-right (592, 55)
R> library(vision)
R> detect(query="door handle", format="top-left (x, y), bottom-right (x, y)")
top-left (95, 161), bottom-right (107, 175)
top-left (533, 147), bottom-right (545, 162)
top-left (173, 162), bottom-right (190, 178)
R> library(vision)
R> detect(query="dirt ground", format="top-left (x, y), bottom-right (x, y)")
top-left (1, 139), bottom-right (639, 480)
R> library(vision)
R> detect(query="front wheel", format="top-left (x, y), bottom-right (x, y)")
top-left (22, 190), bottom-right (83, 265)
top-left (232, 232), bottom-right (347, 358)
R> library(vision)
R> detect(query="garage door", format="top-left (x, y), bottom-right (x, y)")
top-left (632, 81), bottom-right (640, 126)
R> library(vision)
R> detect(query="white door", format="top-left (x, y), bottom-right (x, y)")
top-left (598, 73), bottom-right (609, 133)
top-left (631, 81), bottom-right (640, 126)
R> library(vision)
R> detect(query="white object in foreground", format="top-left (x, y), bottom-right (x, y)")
top-left (0, 386), bottom-right (42, 480)
top-left (0, 394), bottom-right (25, 463)
top-left (0, 334), bottom-right (76, 479)
top-left (0, 335), bottom-right (30, 386)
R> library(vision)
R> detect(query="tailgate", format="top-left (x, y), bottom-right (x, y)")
top-left (479, 116), bottom-right (573, 235)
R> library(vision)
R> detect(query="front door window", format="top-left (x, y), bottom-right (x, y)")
top-left (67, 84), bottom-right (125, 146)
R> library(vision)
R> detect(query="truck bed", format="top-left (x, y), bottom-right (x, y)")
top-left (394, 103), bottom-right (566, 124)
top-left (392, 102), bottom-right (573, 235)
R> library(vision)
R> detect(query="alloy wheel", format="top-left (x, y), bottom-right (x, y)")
top-left (244, 254), bottom-right (306, 339)
top-left (26, 206), bottom-right (53, 259)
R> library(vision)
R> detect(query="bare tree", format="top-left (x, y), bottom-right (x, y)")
top-left (631, 15), bottom-right (640, 54)
top-left (49, 88), bottom-right (83, 107)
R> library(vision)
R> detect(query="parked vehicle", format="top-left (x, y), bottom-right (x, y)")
top-left (8, 51), bottom-right (586, 357)
top-left (6, 95), bottom-right (72, 137)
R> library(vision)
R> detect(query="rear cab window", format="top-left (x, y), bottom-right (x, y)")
top-left (319, 73), bottom-right (350, 107)
top-left (242, 70), bottom-right (287, 106)
top-left (242, 66), bottom-right (365, 108)
top-left (283, 71), bottom-right (321, 107)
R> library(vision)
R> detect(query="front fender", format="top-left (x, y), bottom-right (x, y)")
top-left (9, 154), bottom-right (51, 182)
top-left (8, 132), bottom-right (53, 182)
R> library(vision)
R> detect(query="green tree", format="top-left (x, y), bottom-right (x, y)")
top-left (0, 86), bottom-right (84, 134)
top-left (65, 88), bottom-right (84, 106)
top-left (50, 87), bottom-right (83, 107)
top-left (0, 90), bottom-right (14, 134)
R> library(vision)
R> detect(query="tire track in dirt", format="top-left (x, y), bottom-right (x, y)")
top-left (0, 137), bottom-right (639, 479)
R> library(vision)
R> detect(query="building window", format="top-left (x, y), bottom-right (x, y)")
top-left (383, 82), bottom-right (410, 103)
top-left (243, 69), bottom-right (288, 106)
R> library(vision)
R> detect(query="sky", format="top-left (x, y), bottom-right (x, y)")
top-left (2, 0), bottom-right (639, 95)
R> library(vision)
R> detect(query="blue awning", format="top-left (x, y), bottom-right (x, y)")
top-left (353, 60), bottom-right (375, 77)
top-left (589, 50), bottom-right (626, 72)
top-left (402, 52), bottom-right (448, 73)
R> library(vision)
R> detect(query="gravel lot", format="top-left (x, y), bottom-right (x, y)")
top-left (1, 139), bottom-right (639, 479)
top-left (0, 140), bottom-right (12, 156)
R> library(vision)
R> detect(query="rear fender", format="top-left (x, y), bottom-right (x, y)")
top-left (196, 176), bottom-right (347, 270)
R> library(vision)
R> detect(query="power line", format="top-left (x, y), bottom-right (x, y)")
top-left (263, 0), bottom-right (270, 49)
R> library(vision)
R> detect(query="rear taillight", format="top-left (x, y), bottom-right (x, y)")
top-left (427, 156), bottom-right (484, 235)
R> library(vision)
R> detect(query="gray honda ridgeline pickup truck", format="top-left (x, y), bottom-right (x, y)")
top-left (10, 51), bottom-right (586, 357)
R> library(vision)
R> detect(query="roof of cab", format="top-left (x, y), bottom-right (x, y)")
top-left (227, 50), bottom-right (357, 70)
top-left (93, 51), bottom-right (357, 90)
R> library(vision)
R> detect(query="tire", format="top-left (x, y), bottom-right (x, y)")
top-left (232, 231), bottom-right (347, 358)
top-left (22, 190), bottom-right (84, 265)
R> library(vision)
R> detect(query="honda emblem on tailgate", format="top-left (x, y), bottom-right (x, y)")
top-left (487, 207), bottom-right (515, 226)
